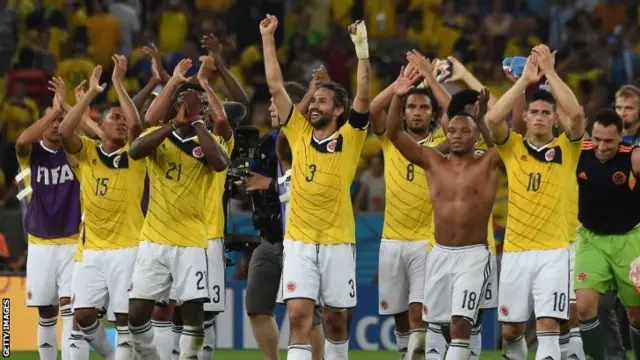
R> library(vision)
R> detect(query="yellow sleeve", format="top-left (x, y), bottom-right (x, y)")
top-left (558, 132), bottom-right (584, 167)
top-left (140, 126), bottom-right (161, 137)
top-left (215, 133), bottom-right (235, 155)
top-left (73, 136), bottom-right (97, 162)
top-left (495, 131), bottom-right (523, 161)
top-left (281, 106), bottom-right (310, 149)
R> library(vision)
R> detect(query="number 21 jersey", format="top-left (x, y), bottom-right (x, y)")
top-left (496, 131), bottom-right (582, 251)
top-left (139, 127), bottom-right (215, 247)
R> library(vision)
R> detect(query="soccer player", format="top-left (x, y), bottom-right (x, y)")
top-left (261, 14), bottom-right (371, 360)
top-left (368, 64), bottom-right (439, 359)
top-left (127, 56), bottom-right (230, 360)
top-left (59, 57), bottom-right (146, 360)
top-left (17, 78), bottom-right (80, 360)
top-left (574, 109), bottom-right (640, 360)
top-left (485, 45), bottom-right (585, 360)
top-left (614, 85), bottom-right (640, 145)
top-left (387, 66), bottom-right (499, 360)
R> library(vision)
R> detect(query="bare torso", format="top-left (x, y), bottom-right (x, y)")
top-left (425, 150), bottom-right (499, 247)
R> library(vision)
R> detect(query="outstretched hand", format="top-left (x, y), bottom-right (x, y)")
top-left (406, 50), bottom-right (433, 80)
top-left (88, 66), bottom-right (107, 94)
top-left (531, 44), bottom-right (556, 74)
top-left (393, 66), bottom-right (414, 96)
top-left (172, 58), bottom-right (193, 84)
top-left (198, 55), bottom-right (216, 82)
top-left (311, 65), bottom-right (330, 89)
top-left (521, 55), bottom-right (542, 83)
top-left (472, 88), bottom-right (490, 123)
top-left (111, 54), bottom-right (128, 84)
top-left (143, 44), bottom-right (164, 81)
top-left (48, 76), bottom-right (66, 103)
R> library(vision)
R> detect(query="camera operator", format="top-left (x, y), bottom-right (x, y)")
top-left (243, 82), bottom-right (325, 360)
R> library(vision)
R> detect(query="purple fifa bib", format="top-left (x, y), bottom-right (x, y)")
top-left (24, 142), bottom-right (81, 239)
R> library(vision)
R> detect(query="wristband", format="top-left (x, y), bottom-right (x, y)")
top-left (350, 21), bottom-right (370, 60)
top-left (191, 119), bottom-right (205, 127)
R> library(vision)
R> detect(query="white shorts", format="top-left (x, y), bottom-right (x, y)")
top-left (72, 247), bottom-right (137, 315)
top-left (569, 242), bottom-right (576, 302)
top-left (129, 241), bottom-right (209, 303)
top-left (498, 249), bottom-right (570, 322)
top-left (71, 264), bottom-right (114, 321)
top-left (282, 240), bottom-right (356, 309)
top-left (26, 243), bottom-right (75, 306)
top-left (480, 254), bottom-right (498, 309)
top-left (203, 239), bottom-right (226, 312)
top-left (423, 244), bottom-right (491, 324)
top-left (378, 240), bottom-right (427, 315)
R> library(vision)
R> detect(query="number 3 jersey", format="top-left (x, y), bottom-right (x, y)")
top-left (496, 131), bottom-right (582, 252)
top-left (281, 107), bottom-right (368, 245)
top-left (138, 127), bottom-right (215, 248)
top-left (73, 136), bottom-right (146, 249)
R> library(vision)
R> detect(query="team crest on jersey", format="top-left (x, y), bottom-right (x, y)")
top-left (544, 148), bottom-right (555, 162)
top-left (577, 272), bottom-right (588, 283)
top-left (327, 139), bottom-right (338, 153)
top-left (474, 149), bottom-right (485, 157)
top-left (499, 305), bottom-right (509, 317)
top-left (612, 171), bottom-right (626, 185)
top-left (380, 299), bottom-right (389, 311)
top-left (113, 155), bottom-right (121, 168)
top-left (286, 281), bottom-right (296, 293)
top-left (192, 146), bottom-right (204, 158)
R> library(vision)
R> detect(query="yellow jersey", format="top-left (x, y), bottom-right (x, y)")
top-left (0, 98), bottom-right (40, 143)
top-left (73, 137), bottom-right (146, 249)
top-left (205, 134), bottom-right (235, 239)
top-left (57, 58), bottom-right (95, 105)
top-left (379, 132), bottom-right (443, 241)
top-left (139, 127), bottom-right (215, 247)
top-left (496, 131), bottom-right (582, 252)
top-left (282, 107), bottom-right (368, 244)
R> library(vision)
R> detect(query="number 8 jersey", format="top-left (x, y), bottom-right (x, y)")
top-left (73, 136), bottom-right (146, 249)
top-left (138, 127), bottom-right (215, 248)
top-left (496, 131), bottom-right (582, 252)
top-left (282, 107), bottom-right (368, 245)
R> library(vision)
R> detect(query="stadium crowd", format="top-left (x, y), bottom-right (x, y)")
top-left (1, 0), bottom-right (640, 360)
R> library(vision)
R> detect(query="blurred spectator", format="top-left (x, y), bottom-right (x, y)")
top-left (168, 36), bottom-right (201, 78)
top-left (354, 156), bottom-right (385, 213)
top-left (592, 0), bottom-right (627, 35)
top-left (108, 0), bottom-right (141, 57)
top-left (57, 42), bottom-right (97, 105)
top-left (483, 0), bottom-right (513, 38)
top-left (548, 0), bottom-right (575, 49)
top-left (606, 35), bottom-right (640, 91)
top-left (154, 0), bottom-right (190, 54)
top-left (86, 0), bottom-right (122, 67)
top-left (31, 29), bottom-right (56, 76)
top-left (0, 0), bottom-right (19, 75)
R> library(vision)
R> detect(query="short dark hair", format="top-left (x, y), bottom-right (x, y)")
top-left (315, 81), bottom-right (350, 128)
top-left (591, 108), bottom-right (623, 133)
top-left (404, 87), bottom-right (441, 120)
top-left (447, 89), bottom-right (479, 119)
top-left (526, 89), bottom-right (556, 111)
top-left (284, 81), bottom-right (307, 104)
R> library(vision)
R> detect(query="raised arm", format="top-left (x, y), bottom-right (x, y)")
top-left (473, 88), bottom-right (494, 148)
top-left (132, 57), bottom-right (161, 111)
top-left (369, 64), bottom-right (420, 135)
top-left (349, 20), bottom-right (371, 113)
top-left (297, 65), bottom-right (330, 115)
top-left (533, 45), bottom-right (585, 140)
top-left (486, 55), bottom-right (541, 144)
top-left (192, 119), bottom-right (230, 172)
top-left (129, 106), bottom-right (189, 160)
top-left (444, 56), bottom-right (498, 109)
top-left (408, 52), bottom-right (451, 115)
top-left (16, 92), bottom-right (64, 156)
top-left (201, 34), bottom-right (250, 106)
top-left (112, 55), bottom-right (143, 141)
top-left (198, 55), bottom-right (232, 140)
top-left (144, 58), bottom-right (193, 126)
top-left (59, 66), bottom-right (105, 154)
top-left (387, 69), bottom-right (440, 169)
top-left (70, 81), bottom-right (104, 139)
top-left (260, 15), bottom-right (293, 124)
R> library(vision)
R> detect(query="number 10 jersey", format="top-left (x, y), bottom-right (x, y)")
top-left (138, 127), bottom-right (215, 248)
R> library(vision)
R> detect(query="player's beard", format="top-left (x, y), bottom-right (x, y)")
top-left (623, 118), bottom-right (639, 130)
top-left (310, 113), bottom-right (331, 129)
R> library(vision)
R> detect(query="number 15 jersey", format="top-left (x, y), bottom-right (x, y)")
top-left (496, 131), bottom-right (582, 252)
top-left (139, 127), bottom-right (215, 248)
top-left (282, 107), bottom-right (368, 245)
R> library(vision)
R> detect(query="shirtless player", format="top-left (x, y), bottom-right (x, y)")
top-left (387, 68), bottom-right (500, 360)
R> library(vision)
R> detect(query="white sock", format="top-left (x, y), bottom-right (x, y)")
top-left (198, 318), bottom-right (215, 360)
top-left (395, 330), bottom-right (410, 359)
top-left (180, 325), bottom-right (204, 360)
top-left (469, 326), bottom-right (481, 360)
top-left (69, 330), bottom-right (90, 360)
top-left (503, 334), bottom-right (527, 360)
top-left (38, 316), bottom-right (59, 360)
top-left (130, 321), bottom-right (161, 360)
top-left (425, 324), bottom-right (447, 360)
top-left (80, 320), bottom-right (113, 358)
top-left (535, 331), bottom-right (560, 360)
top-left (407, 328), bottom-right (426, 359)
top-left (559, 333), bottom-right (570, 360)
top-left (567, 327), bottom-right (585, 360)
top-left (61, 305), bottom-right (74, 360)
top-left (324, 339), bottom-right (349, 360)
top-left (152, 320), bottom-right (173, 360)
top-left (288, 344), bottom-right (312, 360)
top-left (115, 326), bottom-right (135, 360)
top-left (171, 324), bottom-right (183, 360)
top-left (445, 339), bottom-right (470, 360)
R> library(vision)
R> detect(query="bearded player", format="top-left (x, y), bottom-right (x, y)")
top-left (261, 15), bottom-right (371, 360)
top-left (388, 65), bottom-right (499, 360)
top-left (127, 56), bottom-right (230, 360)
top-left (59, 57), bottom-right (146, 360)
top-left (485, 45), bottom-right (585, 360)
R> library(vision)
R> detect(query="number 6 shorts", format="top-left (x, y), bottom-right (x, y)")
top-left (129, 240), bottom-right (210, 304)
top-left (281, 240), bottom-right (357, 309)
top-left (423, 244), bottom-right (491, 324)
